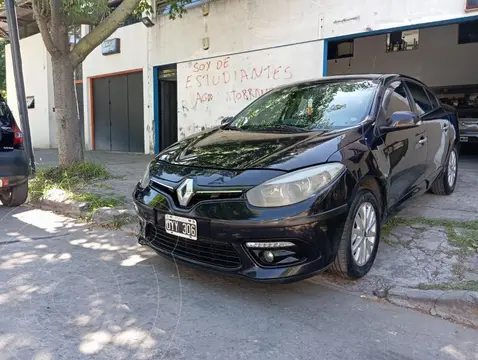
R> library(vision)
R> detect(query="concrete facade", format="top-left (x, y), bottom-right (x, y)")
top-left (5, 0), bottom-right (478, 153)
top-left (5, 33), bottom-right (54, 149)
top-left (327, 23), bottom-right (478, 87)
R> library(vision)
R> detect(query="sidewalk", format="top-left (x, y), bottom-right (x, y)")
top-left (30, 148), bottom-right (478, 328)
top-left (33, 149), bottom-right (153, 233)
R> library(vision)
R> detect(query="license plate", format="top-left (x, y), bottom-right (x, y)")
top-left (460, 136), bottom-right (469, 142)
top-left (164, 214), bottom-right (197, 240)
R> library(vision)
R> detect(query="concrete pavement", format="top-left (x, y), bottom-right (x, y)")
top-left (400, 152), bottom-right (478, 220)
top-left (0, 206), bottom-right (477, 359)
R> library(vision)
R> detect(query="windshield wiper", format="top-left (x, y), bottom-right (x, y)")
top-left (250, 124), bottom-right (310, 133)
top-left (222, 123), bottom-right (243, 131)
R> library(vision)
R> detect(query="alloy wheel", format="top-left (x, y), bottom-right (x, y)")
top-left (447, 150), bottom-right (457, 187)
top-left (351, 202), bottom-right (377, 267)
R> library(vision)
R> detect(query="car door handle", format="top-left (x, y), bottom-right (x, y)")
top-left (442, 123), bottom-right (449, 131)
top-left (418, 137), bottom-right (427, 145)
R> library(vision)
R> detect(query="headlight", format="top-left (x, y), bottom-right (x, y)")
top-left (246, 163), bottom-right (345, 207)
top-left (140, 162), bottom-right (151, 188)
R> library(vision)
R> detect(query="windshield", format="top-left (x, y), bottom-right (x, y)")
top-left (229, 80), bottom-right (378, 131)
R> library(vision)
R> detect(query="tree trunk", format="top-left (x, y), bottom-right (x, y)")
top-left (51, 54), bottom-right (84, 167)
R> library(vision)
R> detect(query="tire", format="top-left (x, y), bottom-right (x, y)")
top-left (429, 145), bottom-right (458, 196)
top-left (0, 182), bottom-right (28, 207)
top-left (330, 189), bottom-right (381, 279)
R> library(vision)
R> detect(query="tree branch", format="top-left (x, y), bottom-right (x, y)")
top-left (69, 0), bottom-right (141, 68)
top-left (32, 0), bottom-right (59, 56)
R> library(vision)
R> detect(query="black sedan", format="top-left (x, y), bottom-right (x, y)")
top-left (133, 74), bottom-right (458, 283)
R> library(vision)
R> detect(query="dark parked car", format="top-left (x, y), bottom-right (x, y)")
top-left (133, 74), bottom-right (459, 283)
top-left (456, 107), bottom-right (478, 144)
top-left (0, 95), bottom-right (29, 207)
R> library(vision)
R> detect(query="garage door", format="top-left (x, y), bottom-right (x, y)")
top-left (93, 72), bottom-right (144, 152)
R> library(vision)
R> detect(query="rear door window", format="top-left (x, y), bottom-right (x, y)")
top-left (425, 89), bottom-right (440, 110)
top-left (405, 81), bottom-right (433, 115)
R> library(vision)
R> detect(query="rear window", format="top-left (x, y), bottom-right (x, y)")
top-left (0, 100), bottom-right (12, 127)
top-left (0, 100), bottom-right (15, 150)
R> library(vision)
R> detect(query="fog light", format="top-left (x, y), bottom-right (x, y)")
top-left (246, 241), bottom-right (294, 248)
top-left (262, 250), bottom-right (275, 263)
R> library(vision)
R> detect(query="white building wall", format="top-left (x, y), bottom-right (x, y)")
top-left (320, 0), bottom-right (478, 39)
top-left (82, 23), bottom-right (147, 77)
top-left (327, 24), bottom-right (478, 87)
top-left (150, 0), bottom-right (323, 65)
top-left (5, 33), bottom-right (52, 149)
top-left (82, 22), bottom-right (149, 152)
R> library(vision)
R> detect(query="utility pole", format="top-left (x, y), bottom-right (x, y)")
top-left (4, 0), bottom-right (35, 174)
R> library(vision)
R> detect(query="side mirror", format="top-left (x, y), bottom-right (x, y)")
top-left (382, 111), bottom-right (420, 132)
top-left (219, 116), bottom-right (233, 125)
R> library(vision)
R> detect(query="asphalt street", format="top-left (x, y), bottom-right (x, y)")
top-left (0, 206), bottom-right (477, 360)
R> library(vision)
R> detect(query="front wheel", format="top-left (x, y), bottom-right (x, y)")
top-left (0, 182), bottom-right (28, 207)
top-left (430, 146), bottom-right (458, 196)
top-left (330, 189), bottom-right (381, 279)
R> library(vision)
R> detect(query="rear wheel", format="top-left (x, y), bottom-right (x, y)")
top-left (430, 146), bottom-right (458, 195)
top-left (330, 189), bottom-right (381, 279)
top-left (0, 182), bottom-right (28, 207)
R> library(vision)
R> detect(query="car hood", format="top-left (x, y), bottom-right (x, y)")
top-left (156, 126), bottom-right (361, 171)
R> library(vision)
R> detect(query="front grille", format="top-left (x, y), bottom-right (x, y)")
top-left (145, 224), bottom-right (242, 269)
top-left (149, 181), bottom-right (243, 208)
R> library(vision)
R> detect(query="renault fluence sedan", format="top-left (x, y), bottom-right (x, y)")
top-left (133, 74), bottom-right (458, 283)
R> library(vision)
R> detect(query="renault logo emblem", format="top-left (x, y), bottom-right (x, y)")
top-left (177, 178), bottom-right (194, 207)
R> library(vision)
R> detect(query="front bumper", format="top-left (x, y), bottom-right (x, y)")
top-left (132, 180), bottom-right (349, 283)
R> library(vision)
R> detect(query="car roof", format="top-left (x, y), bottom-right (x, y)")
top-left (273, 74), bottom-right (428, 90)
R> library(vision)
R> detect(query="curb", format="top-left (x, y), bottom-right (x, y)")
top-left (29, 188), bottom-right (89, 217)
top-left (31, 197), bottom-right (139, 235)
top-left (30, 198), bottom-right (88, 217)
top-left (385, 286), bottom-right (478, 329)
